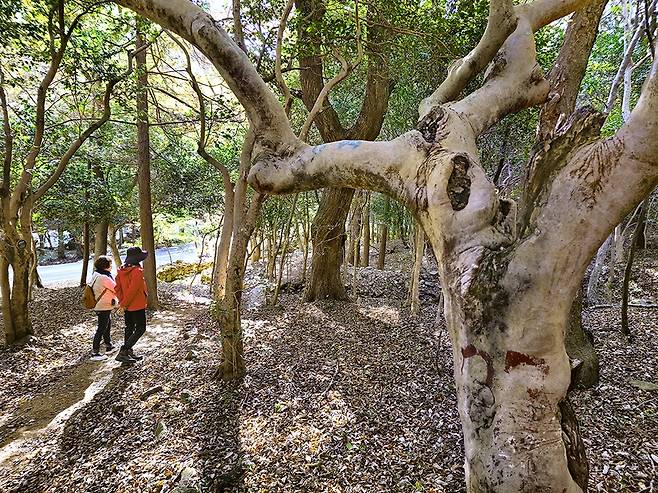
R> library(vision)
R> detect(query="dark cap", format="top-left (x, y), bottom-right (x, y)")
top-left (124, 246), bottom-right (148, 265)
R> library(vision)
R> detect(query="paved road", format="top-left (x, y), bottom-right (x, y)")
top-left (34, 243), bottom-right (205, 287)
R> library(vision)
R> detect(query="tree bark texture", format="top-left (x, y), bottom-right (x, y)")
top-left (112, 0), bottom-right (658, 489)
top-left (136, 24), bottom-right (159, 309)
top-left (94, 220), bottom-right (108, 260)
top-left (297, 0), bottom-right (391, 301)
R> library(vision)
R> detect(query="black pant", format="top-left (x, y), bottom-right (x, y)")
top-left (123, 309), bottom-right (146, 350)
top-left (93, 310), bottom-right (112, 353)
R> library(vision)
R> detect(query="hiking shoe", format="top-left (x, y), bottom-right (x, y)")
top-left (105, 344), bottom-right (116, 353)
top-left (90, 353), bottom-right (108, 362)
top-left (115, 349), bottom-right (136, 364)
top-left (128, 349), bottom-right (143, 361)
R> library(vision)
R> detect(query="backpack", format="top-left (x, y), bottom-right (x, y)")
top-left (82, 277), bottom-right (107, 310)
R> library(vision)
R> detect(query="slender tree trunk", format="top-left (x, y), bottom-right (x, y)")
top-left (409, 223), bottom-right (424, 315)
top-left (586, 234), bottom-right (612, 304)
top-left (108, 223), bottom-right (122, 267)
top-left (212, 194), bottom-right (235, 298)
top-left (304, 188), bottom-right (353, 301)
top-left (218, 194), bottom-right (265, 380)
top-left (94, 220), bottom-right (108, 260)
top-left (566, 286), bottom-right (599, 389)
top-left (57, 222), bottom-right (65, 259)
top-left (136, 23), bottom-right (159, 309)
top-left (621, 198), bottom-right (650, 338)
top-left (80, 222), bottom-right (90, 286)
top-left (0, 255), bottom-right (14, 344)
top-left (377, 196), bottom-right (390, 270)
top-left (360, 194), bottom-right (370, 267)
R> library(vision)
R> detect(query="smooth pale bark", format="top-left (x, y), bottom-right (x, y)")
top-left (136, 25), bottom-right (159, 309)
top-left (112, 0), bottom-right (658, 489)
top-left (532, 0), bottom-right (607, 392)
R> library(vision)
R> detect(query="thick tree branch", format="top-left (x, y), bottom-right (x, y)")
top-left (249, 132), bottom-right (428, 204)
top-left (298, 51), bottom-right (352, 141)
top-left (419, 0), bottom-right (516, 117)
top-left (517, 0), bottom-right (591, 32)
top-left (232, 0), bottom-right (247, 53)
top-left (538, 0), bottom-right (608, 140)
top-left (449, 16), bottom-right (550, 136)
top-left (167, 32), bottom-right (235, 200)
top-left (115, 0), bottom-right (296, 150)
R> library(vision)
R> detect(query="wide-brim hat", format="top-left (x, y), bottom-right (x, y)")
top-left (125, 247), bottom-right (148, 265)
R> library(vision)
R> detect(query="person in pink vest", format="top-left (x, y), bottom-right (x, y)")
top-left (114, 247), bottom-right (149, 363)
top-left (89, 256), bottom-right (118, 361)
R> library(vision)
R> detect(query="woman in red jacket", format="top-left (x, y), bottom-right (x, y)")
top-left (115, 247), bottom-right (149, 363)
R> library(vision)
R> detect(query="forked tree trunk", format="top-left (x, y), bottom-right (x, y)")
top-left (136, 24), bottom-right (159, 309)
top-left (304, 188), bottom-right (353, 301)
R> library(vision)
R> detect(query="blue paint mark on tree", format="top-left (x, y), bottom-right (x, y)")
top-left (336, 140), bottom-right (361, 150)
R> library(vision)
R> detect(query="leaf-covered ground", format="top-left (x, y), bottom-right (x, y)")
top-left (0, 250), bottom-right (657, 492)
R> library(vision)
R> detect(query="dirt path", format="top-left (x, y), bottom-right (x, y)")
top-left (0, 294), bottom-right (205, 488)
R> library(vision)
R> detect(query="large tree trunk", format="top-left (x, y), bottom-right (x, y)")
top-left (304, 188), bottom-right (353, 301)
top-left (440, 247), bottom-right (585, 492)
top-left (94, 220), bottom-right (108, 260)
top-left (136, 23), bottom-right (159, 309)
